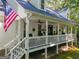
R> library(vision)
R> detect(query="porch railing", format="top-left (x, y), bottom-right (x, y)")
top-left (72, 34), bottom-right (77, 41)
top-left (29, 36), bottom-right (46, 48)
top-left (29, 34), bottom-right (75, 49)
top-left (9, 38), bottom-right (26, 59)
top-left (48, 35), bottom-right (58, 44)
top-left (67, 34), bottom-right (73, 42)
top-left (4, 35), bottom-right (20, 55)
top-left (59, 35), bottom-right (66, 43)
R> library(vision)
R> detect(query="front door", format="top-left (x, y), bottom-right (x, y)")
top-left (48, 25), bottom-right (53, 35)
top-left (38, 24), bottom-right (42, 36)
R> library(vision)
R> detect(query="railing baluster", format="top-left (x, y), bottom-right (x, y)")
top-left (10, 51), bottom-right (13, 59)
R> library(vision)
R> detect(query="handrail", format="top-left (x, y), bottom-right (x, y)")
top-left (4, 35), bottom-right (20, 48)
top-left (29, 36), bottom-right (46, 39)
top-left (7, 37), bottom-right (27, 55)
top-left (48, 35), bottom-right (58, 37)
top-left (29, 34), bottom-right (69, 39)
top-left (4, 35), bottom-right (20, 55)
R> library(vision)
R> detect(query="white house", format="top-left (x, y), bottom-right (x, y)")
top-left (0, 0), bottom-right (77, 59)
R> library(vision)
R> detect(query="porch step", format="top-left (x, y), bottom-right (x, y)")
top-left (0, 49), bottom-right (5, 56)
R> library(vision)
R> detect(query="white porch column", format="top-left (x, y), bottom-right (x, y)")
top-left (66, 25), bottom-right (68, 48)
top-left (45, 20), bottom-right (48, 59)
top-left (75, 27), bottom-right (77, 45)
top-left (18, 20), bottom-right (21, 41)
top-left (56, 24), bottom-right (59, 54)
top-left (71, 26), bottom-right (73, 46)
top-left (25, 13), bottom-right (30, 59)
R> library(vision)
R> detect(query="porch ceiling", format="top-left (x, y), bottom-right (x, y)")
top-left (29, 12), bottom-right (75, 26)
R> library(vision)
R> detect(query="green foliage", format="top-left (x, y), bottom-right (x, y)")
top-left (68, 0), bottom-right (79, 23)
top-left (45, 0), bottom-right (79, 23)
top-left (45, 0), bottom-right (67, 10)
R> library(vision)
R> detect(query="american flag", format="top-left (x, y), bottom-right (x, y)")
top-left (1, 0), bottom-right (18, 32)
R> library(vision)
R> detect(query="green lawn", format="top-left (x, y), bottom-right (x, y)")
top-left (52, 46), bottom-right (79, 59)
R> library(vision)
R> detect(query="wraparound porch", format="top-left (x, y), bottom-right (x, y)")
top-left (24, 13), bottom-right (77, 59)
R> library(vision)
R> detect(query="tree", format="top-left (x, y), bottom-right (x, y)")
top-left (46, 0), bottom-right (79, 23)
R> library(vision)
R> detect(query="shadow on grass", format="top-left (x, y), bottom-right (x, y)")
top-left (51, 47), bottom-right (79, 59)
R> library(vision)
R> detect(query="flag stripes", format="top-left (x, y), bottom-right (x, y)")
top-left (1, 0), bottom-right (18, 32)
top-left (4, 11), bottom-right (17, 31)
top-left (4, 14), bottom-right (17, 31)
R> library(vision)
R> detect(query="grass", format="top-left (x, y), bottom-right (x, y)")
top-left (52, 46), bottom-right (79, 59)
